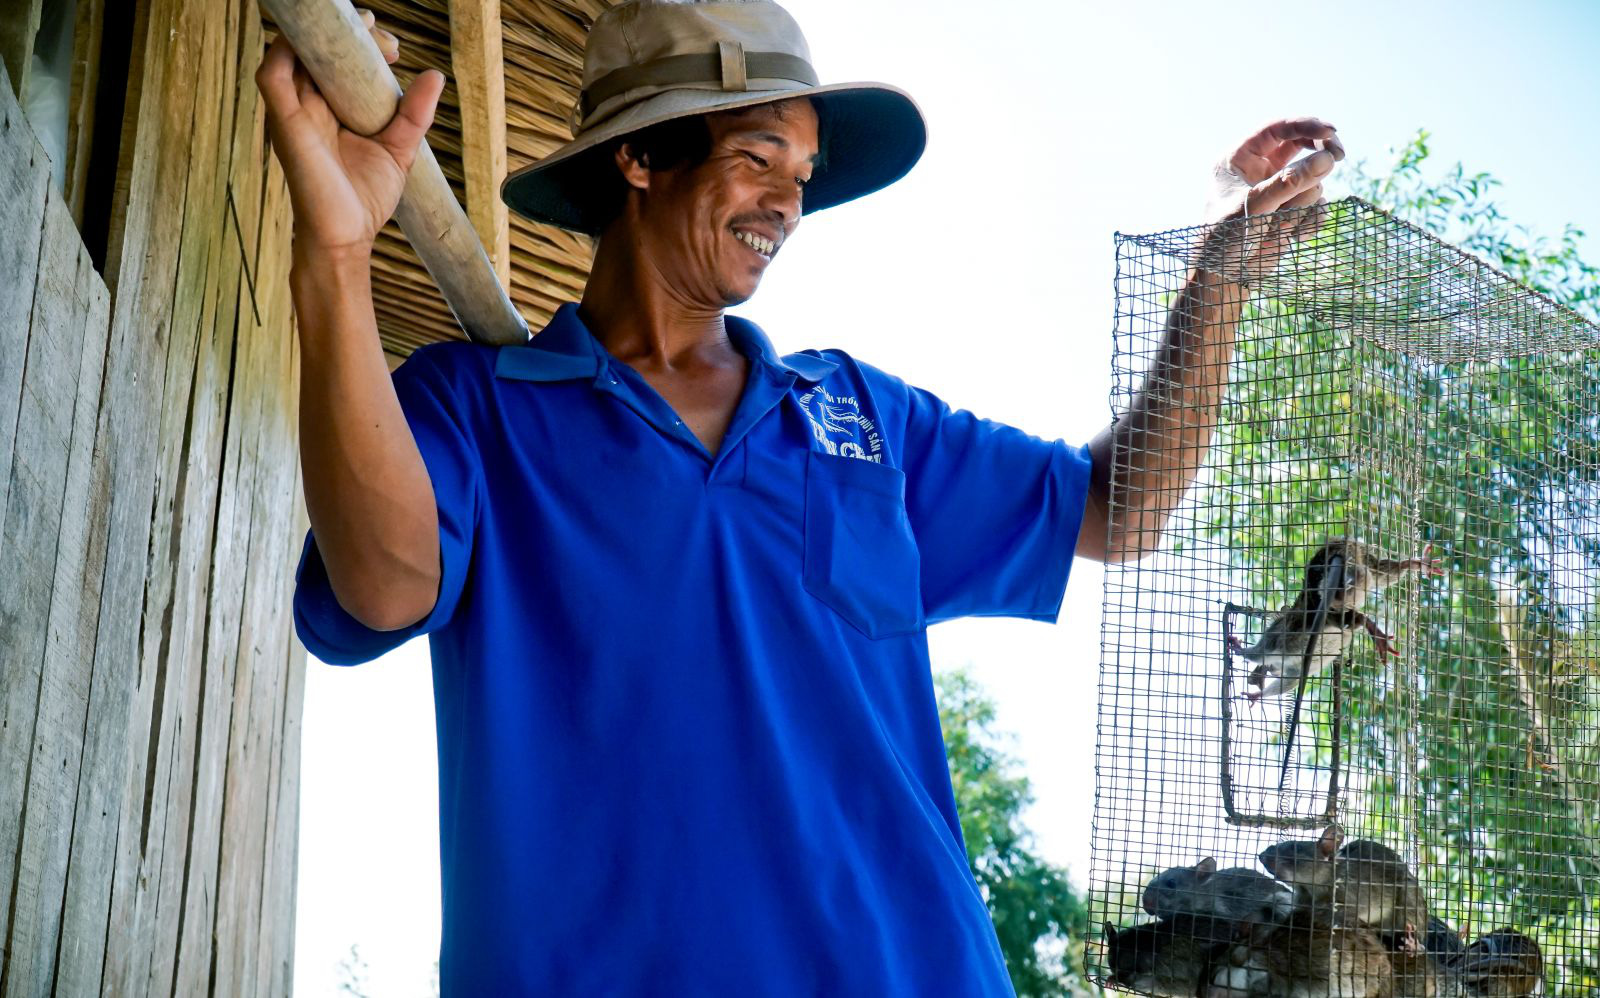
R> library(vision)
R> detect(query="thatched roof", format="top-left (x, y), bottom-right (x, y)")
top-left (330, 0), bottom-right (617, 358)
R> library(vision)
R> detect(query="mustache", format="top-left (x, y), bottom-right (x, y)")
top-left (728, 211), bottom-right (789, 238)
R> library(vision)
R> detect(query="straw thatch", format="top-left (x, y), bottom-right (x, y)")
top-left (348, 0), bottom-right (614, 357)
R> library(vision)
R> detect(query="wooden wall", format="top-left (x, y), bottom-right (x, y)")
top-left (0, 0), bottom-right (304, 993)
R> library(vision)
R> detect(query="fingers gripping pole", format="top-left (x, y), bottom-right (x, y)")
top-left (259, 0), bottom-right (530, 346)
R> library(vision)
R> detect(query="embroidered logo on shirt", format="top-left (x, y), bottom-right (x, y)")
top-left (797, 384), bottom-right (884, 462)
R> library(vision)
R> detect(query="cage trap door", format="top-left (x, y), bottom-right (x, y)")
top-left (1218, 601), bottom-right (1345, 828)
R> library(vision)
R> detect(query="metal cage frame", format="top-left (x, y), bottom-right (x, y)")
top-left (1091, 196), bottom-right (1600, 994)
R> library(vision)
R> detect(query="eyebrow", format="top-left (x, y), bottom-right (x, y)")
top-left (740, 130), bottom-right (821, 165)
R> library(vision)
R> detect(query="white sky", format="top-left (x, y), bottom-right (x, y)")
top-left (294, 1), bottom-right (1600, 993)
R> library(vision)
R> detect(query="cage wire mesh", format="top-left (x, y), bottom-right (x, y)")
top-left (1091, 196), bottom-right (1600, 995)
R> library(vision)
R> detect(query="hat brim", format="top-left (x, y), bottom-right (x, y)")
top-left (500, 82), bottom-right (927, 235)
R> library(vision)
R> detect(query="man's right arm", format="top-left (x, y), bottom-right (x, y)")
top-left (292, 247), bottom-right (440, 631)
top-left (256, 13), bottom-right (450, 631)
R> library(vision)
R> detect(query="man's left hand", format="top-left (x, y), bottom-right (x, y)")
top-left (1208, 117), bottom-right (1344, 219)
top-left (1201, 117), bottom-right (1345, 277)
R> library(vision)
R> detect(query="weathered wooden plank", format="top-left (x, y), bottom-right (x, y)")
top-left (0, 181), bottom-right (88, 985)
top-left (212, 146), bottom-right (293, 998)
top-left (170, 2), bottom-right (259, 990)
top-left (449, 0), bottom-right (510, 289)
top-left (205, 325), bottom-right (270, 998)
top-left (258, 454), bottom-right (308, 998)
top-left (64, 0), bottom-right (104, 227)
top-left (0, 60), bottom-right (50, 539)
top-left (201, 93), bottom-right (278, 998)
top-left (253, 299), bottom-right (304, 998)
top-left (92, 0), bottom-right (202, 987)
top-left (132, 0), bottom-right (237, 990)
top-left (260, 644), bottom-right (307, 998)
top-left (2, 197), bottom-right (111, 998)
top-left (108, 1), bottom-right (243, 991)
top-left (170, 269), bottom-right (248, 993)
top-left (42, 252), bottom-right (122, 998)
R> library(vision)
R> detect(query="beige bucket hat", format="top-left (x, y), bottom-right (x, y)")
top-left (500, 0), bottom-right (927, 234)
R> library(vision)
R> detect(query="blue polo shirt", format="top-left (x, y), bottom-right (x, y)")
top-left (294, 304), bottom-right (1092, 996)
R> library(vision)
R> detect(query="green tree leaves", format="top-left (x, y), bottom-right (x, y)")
top-left (1345, 130), bottom-right (1600, 324)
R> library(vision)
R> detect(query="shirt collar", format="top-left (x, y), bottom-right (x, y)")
top-left (723, 314), bottom-right (839, 384)
top-left (494, 303), bottom-right (839, 385)
top-left (493, 303), bottom-right (603, 382)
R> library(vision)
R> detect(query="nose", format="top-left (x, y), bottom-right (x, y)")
top-left (758, 176), bottom-right (803, 231)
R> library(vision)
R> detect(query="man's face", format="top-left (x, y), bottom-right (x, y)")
top-left (628, 99), bottom-right (819, 307)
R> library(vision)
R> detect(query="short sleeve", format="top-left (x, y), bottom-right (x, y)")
top-left (293, 344), bottom-right (485, 665)
top-left (891, 374), bottom-right (1093, 625)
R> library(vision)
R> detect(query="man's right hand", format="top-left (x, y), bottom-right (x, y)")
top-left (256, 9), bottom-right (447, 634)
top-left (254, 8), bottom-right (445, 258)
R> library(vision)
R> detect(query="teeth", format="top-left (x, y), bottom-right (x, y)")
top-left (735, 230), bottom-right (774, 256)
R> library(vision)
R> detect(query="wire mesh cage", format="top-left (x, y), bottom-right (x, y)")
top-left (1091, 196), bottom-right (1600, 995)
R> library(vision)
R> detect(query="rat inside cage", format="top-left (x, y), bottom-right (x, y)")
top-left (1092, 197), bottom-right (1600, 995)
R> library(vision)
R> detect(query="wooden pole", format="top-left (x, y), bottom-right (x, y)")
top-left (450, 0), bottom-right (511, 291)
top-left (258, 0), bottom-right (528, 345)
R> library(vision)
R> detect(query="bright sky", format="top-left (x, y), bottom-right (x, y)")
top-left (294, 1), bottom-right (1600, 993)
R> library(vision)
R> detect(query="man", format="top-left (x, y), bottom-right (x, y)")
top-left (258, 1), bottom-right (1339, 992)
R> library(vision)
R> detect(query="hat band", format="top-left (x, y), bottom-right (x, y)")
top-left (579, 50), bottom-right (819, 122)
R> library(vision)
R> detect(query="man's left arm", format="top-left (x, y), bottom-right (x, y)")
top-left (1076, 117), bottom-right (1344, 563)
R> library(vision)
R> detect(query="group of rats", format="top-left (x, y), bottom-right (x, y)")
top-left (1103, 823), bottom-right (1546, 996)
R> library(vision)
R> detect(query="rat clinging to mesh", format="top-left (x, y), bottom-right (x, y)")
top-left (1229, 538), bottom-right (1442, 702)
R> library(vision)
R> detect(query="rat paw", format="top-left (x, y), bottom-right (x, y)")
top-left (1400, 923), bottom-right (1423, 954)
top-left (1363, 619), bottom-right (1399, 658)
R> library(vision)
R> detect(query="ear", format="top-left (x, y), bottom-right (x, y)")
top-left (1318, 824), bottom-right (1344, 857)
top-left (1103, 921), bottom-right (1115, 944)
top-left (614, 142), bottom-right (652, 192)
top-left (1194, 857), bottom-right (1217, 880)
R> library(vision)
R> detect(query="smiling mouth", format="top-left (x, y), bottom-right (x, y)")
top-left (733, 228), bottom-right (776, 259)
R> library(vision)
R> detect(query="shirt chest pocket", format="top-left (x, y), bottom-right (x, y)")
top-left (802, 451), bottom-right (924, 639)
